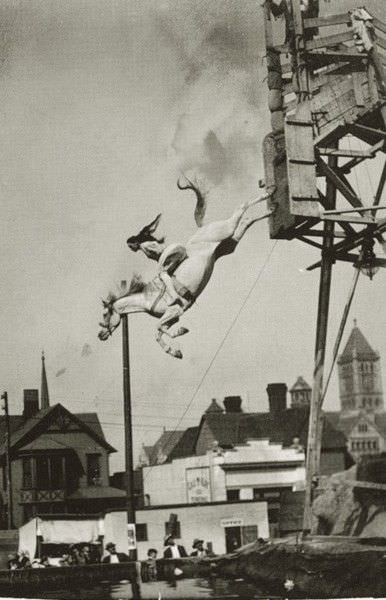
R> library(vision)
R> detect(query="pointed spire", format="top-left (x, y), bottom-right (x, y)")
top-left (40, 351), bottom-right (50, 410)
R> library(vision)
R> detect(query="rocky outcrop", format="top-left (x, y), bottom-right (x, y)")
top-left (312, 455), bottom-right (386, 537)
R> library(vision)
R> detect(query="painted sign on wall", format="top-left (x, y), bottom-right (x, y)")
top-left (186, 467), bottom-right (211, 503)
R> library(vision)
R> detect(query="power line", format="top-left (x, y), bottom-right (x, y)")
top-left (144, 240), bottom-right (278, 480)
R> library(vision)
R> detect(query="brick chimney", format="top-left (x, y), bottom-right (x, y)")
top-left (267, 383), bottom-right (287, 416)
top-left (223, 396), bottom-right (242, 413)
top-left (23, 389), bottom-right (39, 421)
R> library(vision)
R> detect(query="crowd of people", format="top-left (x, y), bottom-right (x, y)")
top-left (7, 535), bottom-right (212, 572)
top-left (7, 544), bottom-right (98, 569)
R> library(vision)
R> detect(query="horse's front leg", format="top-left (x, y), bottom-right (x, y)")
top-left (156, 305), bottom-right (185, 359)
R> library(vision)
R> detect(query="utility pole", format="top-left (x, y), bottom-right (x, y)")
top-left (121, 281), bottom-right (137, 560)
top-left (1, 392), bottom-right (13, 529)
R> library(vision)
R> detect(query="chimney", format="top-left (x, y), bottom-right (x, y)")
top-left (223, 396), bottom-right (242, 413)
top-left (267, 383), bottom-right (287, 416)
top-left (23, 389), bottom-right (39, 421)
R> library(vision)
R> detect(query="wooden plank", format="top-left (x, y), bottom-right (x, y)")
top-left (306, 31), bottom-right (353, 51)
top-left (373, 18), bottom-right (386, 37)
top-left (271, 43), bottom-right (290, 54)
top-left (321, 214), bottom-right (375, 224)
top-left (318, 147), bottom-right (372, 158)
top-left (353, 72), bottom-right (365, 106)
top-left (304, 13), bottom-right (351, 29)
top-left (375, 35), bottom-right (386, 53)
top-left (307, 50), bottom-right (366, 66)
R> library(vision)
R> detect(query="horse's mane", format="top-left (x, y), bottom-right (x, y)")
top-left (127, 273), bottom-right (146, 294)
top-left (105, 273), bottom-right (146, 305)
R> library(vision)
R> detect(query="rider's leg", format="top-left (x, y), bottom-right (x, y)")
top-left (159, 272), bottom-right (182, 306)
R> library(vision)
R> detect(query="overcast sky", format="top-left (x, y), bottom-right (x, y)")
top-left (1, 0), bottom-right (385, 471)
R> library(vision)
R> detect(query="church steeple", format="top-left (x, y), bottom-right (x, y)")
top-left (338, 320), bottom-right (383, 416)
top-left (41, 351), bottom-right (50, 410)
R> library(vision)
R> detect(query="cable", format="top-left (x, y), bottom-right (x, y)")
top-left (143, 240), bottom-right (278, 480)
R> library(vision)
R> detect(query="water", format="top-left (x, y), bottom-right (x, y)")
top-left (18, 577), bottom-right (276, 600)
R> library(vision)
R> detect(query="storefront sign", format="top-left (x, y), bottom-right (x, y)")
top-left (220, 518), bottom-right (244, 528)
top-left (186, 467), bottom-right (211, 503)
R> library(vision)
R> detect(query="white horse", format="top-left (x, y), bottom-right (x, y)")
top-left (98, 191), bottom-right (270, 358)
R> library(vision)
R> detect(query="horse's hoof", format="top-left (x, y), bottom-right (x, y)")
top-left (177, 327), bottom-right (189, 336)
top-left (174, 350), bottom-right (183, 359)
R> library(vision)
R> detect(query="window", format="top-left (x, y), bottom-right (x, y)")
top-left (358, 424), bottom-right (368, 433)
top-left (87, 454), bottom-right (101, 486)
top-left (226, 489), bottom-right (240, 502)
top-left (50, 456), bottom-right (64, 489)
top-left (36, 456), bottom-right (50, 489)
top-left (136, 524), bottom-right (148, 542)
top-left (22, 458), bottom-right (33, 489)
top-left (164, 521), bottom-right (181, 539)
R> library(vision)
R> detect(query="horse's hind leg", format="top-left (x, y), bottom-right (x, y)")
top-left (166, 324), bottom-right (189, 338)
top-left (156, 305), bottom-right (185, 359)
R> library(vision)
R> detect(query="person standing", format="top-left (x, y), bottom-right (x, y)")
top-left (163, 534), bottom-right (187, 558)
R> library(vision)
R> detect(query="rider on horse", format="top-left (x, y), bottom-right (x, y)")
top-left (126, 215), bottom-right (192, 308)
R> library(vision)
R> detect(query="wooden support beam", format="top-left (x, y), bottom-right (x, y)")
top-left (374, 160), bottom-right (386, 208)
top-left (317, 158), bottom-right (363, 208)
top-left (299, 230), bottom-right (347, 239)
top-left (348, 124), bottom-right (386, 145)
top-left (338, 138), bottom-right (385, 176)
top-left (298, 236), bottom-right (323, 250)
top-left (303, 151), bottom-right (337, 535)
top-left (304, 14), bottom-right (351, 29)
top-left (307, 217), bottom-right (386, 270)
top-left (324, 206), bottom-right (386, 215)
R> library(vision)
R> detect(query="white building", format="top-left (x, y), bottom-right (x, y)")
top-left (142, 438), bottom-right (305, 539)
top-left (136, 500), bottom-right (269, 559)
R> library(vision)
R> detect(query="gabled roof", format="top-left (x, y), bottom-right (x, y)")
top-left (205, 399), bottom-right (224, 414)
top-left (338, 324), bottom-right (377, 363)
top-left (146, 429), bottom-right (185, 465)
top-left (167, 407), bottom-right (347, 461)
top-left (167, 427), bottom-right (199, 461)
top-left (327, 411), bottom-right (386, 439)
top-left (1, 404), bottom-right (115, 454)
top-left (290, 376), bottom-right (311, 392)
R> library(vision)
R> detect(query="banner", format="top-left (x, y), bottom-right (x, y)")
top-left (186, 467), bottom-right (211, 503)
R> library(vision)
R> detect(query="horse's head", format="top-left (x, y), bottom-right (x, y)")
top-left (98, 294), bottom-right (121, 341)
